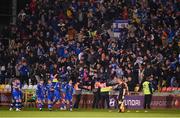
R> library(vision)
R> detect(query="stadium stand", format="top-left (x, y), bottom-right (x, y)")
top-left (0, 0), bottom-right (179, 92)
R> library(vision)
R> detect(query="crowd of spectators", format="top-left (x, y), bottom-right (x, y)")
top-left (0, 0), bottom-right (180, 91)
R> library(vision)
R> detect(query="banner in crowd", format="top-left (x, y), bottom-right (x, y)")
top-left (113, 20), bottom-right (129, 38)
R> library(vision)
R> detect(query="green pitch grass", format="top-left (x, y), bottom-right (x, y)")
top-left (0, 108), bottom-right (180, 118)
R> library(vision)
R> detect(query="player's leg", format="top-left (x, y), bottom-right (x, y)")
top-left (48, 94), bottom-right (53, 111)
top-left (60, 98), bottom-right (66, 110)
top-left (117, 95), bottom-right (125, 113)
top-left (18, 91), bottom-right (22, 110)
top-left (120, 101), bottom-right (125, 112)
top-left (64, 94), bottom-right (70, 110)
top-left (66, 99), bottom-right (69, 110)
top-left (9, 98), bottom-right (15, 111)
top-left (53, 96), bottom-right (57, 105)
top-left (42, 99), bottom-right (46, 108)
top-left (66, 95), bottom-right (73, 111)
top-left (60, 92), bottom-right (65, 110)
top-left (65, 99), bottom-right (72, 111)
top-left (53, 91), bottom-right (61, 105)
top-left (118, 100), bottom-right (125, 112)
top-left (118, 100), bottom-right (122, 112)
top-left (13, 93), bottom-right (21, 111)
top-left (37, 98), bottom-right (43, 111)
top-left (15, 99), bottom-right (21, 111)
top-left (56, 94), bottom-right (61, 109)
top-left (19, 91), bottom-right (23, 109)
top-left (53, 95), bottom-right (61, 109)
top-left (69, 98), bottom-right (73, 111)
top-left (18, 97), bottom-right (22, 110)
top-left (48, 100), bottom-right (53, 111)
top-left (15, 99), bottom-right (19, 111)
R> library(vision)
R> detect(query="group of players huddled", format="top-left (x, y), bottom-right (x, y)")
top-left (9, 79), bottom-right (22, 111)
top-left (9, 74), bottom-right (74, 111)
top-left (9, 74), bottom-right (128, 112)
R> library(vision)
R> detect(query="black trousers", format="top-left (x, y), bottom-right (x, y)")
top-left (144, 94), bottom-right (152, 109)
top-left (101, 92), bottom-right (110, 109)
top-left (92, 92), bottom-right (100, 108)
top-left (20, 75), bottom-right (29, 85)
top-left (73, 94), bottom-right (81, 108)
top-left (0, 74), bottom-right (5, 84)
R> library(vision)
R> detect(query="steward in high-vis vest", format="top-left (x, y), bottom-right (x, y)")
top-left (142, 77), bottom-right (153, 110)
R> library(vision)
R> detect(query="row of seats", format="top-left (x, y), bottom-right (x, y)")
top-left (161, 87), bottom-right (180, 92)
top-left (0, 85), bottom-right (37, 92)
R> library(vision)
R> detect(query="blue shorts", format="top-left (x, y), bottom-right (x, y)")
top-left (65, 95), bottom-right (72, 101)
top-left (54, 91), bottom-right (61, 100)
top-left (12, 92), bottom-right (21, 100)
top-left (37, 95), bottom-right (45, 101)
top-left (47, 93), bottom-right (54, 101)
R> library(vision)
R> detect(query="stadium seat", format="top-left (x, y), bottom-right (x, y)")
top-left (172, 87), bottom-right (178, 91)
top-left (4, 85), bottom-right (11, 92)
top-left (0, 85), bottom-right (5, 91)
top-left (178, 88), bottom-right (180, 91)
top-left (28, 85), bottom-right (33, 89)
top-left (166, 87), bottom-right (173, 92)
top-left (22, 85), bottom-right (28, 90)
top-left (33, 85), bottom-right (37, 90)
top-left (161, 87), bottom-right (167, 92)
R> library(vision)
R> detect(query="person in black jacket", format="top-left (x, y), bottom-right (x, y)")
top-left (73, 81), bottom-right (82, 109)
top-left (92, 80), bottom-right (101, 109)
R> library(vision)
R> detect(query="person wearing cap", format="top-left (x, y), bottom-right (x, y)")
top-left (142, 77), bottom-right (153, 112)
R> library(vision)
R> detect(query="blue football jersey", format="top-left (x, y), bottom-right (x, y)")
top-left (46, 83), bottom-right (54, 94)
top-left (65, 84), bottom-right (74, 97)
top-left (12, 80), bottom-right (21, 100)
top-left (36, 83), bottom-right (46, 97)
top-left (53, 82), bottom-right (60, 91)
